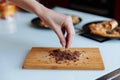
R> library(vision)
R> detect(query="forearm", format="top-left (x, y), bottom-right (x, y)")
top-left (8, 0), bottom-right (48, 18)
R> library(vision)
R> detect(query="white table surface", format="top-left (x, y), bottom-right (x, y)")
top-left (0, 7), bottom-right (120, 80)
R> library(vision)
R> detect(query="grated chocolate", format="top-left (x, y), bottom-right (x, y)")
top-left (49, 49), bottom-right (82, 63)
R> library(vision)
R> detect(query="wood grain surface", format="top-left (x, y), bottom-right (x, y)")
top-left (22, 47), bottom-right (104, 70)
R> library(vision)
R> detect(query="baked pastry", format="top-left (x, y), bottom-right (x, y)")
top-left (100, 20), bottom-right (118, 30)
top-left (71, 15), bottom-right (80, 25)
top-left (88, 20), bottom-right (120, 38)
top-left (115, 27), bottom-right (120, 33)
top-left (39, 21), bottom-right (49, 28)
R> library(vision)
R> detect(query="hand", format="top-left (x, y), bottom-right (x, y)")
top-left (39, 9), bottom-right (75, 48)
top-left (8, 0), bottom-right (75, 48)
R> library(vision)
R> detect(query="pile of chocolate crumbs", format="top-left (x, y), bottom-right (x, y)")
top-left (49, 49), bottom-right (82, 63)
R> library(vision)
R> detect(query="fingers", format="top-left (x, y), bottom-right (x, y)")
top-left (64, 16), bottom-right (75, 48)
top-left (47, 15), bottom-right (75, 48)
top-left (53, 27), bottom-right (66, 47)
top-left (65, 31), bottom-right (75, 48)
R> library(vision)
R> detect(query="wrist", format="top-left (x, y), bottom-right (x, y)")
top-left (34, 3), bottom-right (49, 20)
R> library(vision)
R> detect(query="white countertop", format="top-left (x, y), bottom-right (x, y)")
top-left (0, 7), bottom-right (120, 80)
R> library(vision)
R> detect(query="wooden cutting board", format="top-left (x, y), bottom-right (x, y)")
top-left (22, 47), bottom-right (104, 70)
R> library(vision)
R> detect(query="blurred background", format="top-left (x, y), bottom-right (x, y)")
top-left (39, 0), bottom-right (120, 20)
top-left (0, 0), bottom-right (120, 20)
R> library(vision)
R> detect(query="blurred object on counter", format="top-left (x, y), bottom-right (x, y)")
top-left (0, 1), bottom-right (16, 19)
top-left (0, 0), bottom-right (7, 11)
top-left (0, 0), bottom-right (6, 3)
